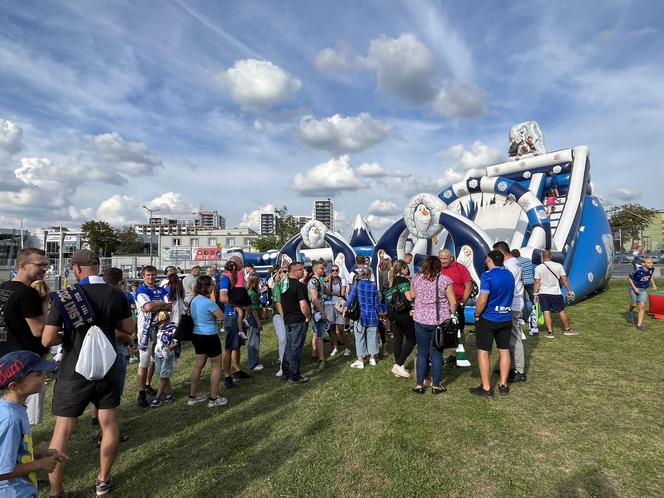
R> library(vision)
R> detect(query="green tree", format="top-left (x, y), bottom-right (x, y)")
top-left (116, 226), bottom-right (144, 254)
top-left (81, 220), bottom-right (118, 257)
top-left (251, 206), bottom-right (302, 252)
top-left (607, 203), bottom-right (657, 250)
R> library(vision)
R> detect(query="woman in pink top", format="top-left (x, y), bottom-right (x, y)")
top-left (407, 256), bottom-right (457, 394)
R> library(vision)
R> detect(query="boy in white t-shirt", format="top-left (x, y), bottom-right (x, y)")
top-left (533, 250), bottom-right (578, 339)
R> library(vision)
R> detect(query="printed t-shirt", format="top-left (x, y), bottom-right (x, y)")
top-left (0, 400), bottom-right (37, 498)
top-left (629, 267), bottom-right (655, 290)
top-left (440, 262), bottom-right (472, 303)
top-left (534, 261), bottom-right (566, 296)
top-left (135, 283), bottom-right (168, 346)
top-left (479, 267), bottom-right (515, 322)
top-left (155, 322), bottom-right (177, 358)
top-left (219, 275), bottom-right (237, 317)
top-left (504, 257), bottom-right (525, 311)
top-left (411, 274), bottom-right (453, 326)
top-left (190, 295), bottom-right (220, 335)
top-left (0, 281), bottom-right (48, 357)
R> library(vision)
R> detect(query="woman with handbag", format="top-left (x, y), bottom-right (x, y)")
top-left (385, 260), bottom-right (416, 379)
top-left (187, 275), bottom-right (227, 408)
top-left (407, 256), bottom-right (457, 394)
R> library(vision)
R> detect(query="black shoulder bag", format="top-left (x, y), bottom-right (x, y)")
top-left (175, 297), bottom-right (195, 342)
top-left (432, 275), bottom-right (457, 349)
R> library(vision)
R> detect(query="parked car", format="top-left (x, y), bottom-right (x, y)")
top-left (645, 253), bottom-right (660, 264)
top-left (613, 253), bottom-right (632, 264)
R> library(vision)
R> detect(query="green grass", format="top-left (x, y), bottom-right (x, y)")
top-left (34, 282), bottom-right (664, 497)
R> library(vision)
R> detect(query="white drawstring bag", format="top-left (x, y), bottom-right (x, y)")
top-left (75, 325), bottom-right (117, 380)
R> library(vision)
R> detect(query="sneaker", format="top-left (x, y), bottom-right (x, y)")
top-left (290, 376), bottom-right (309, 384)
top-left (251, 364), bottom-right (264, 371)
top-left (469, 385), bottom-right (494, 400)
top-left (509, 370), bottom-right (527, 383)
top-left (545, 332), bottom-right (556, 339)
top-left (529, 329), bottom-right (539, 336)
top-left (129, 355), bottom-right (139, 364)
top-left (224, 377), bottom-right (236, 389)
top-left (398, 365), bottom-right (411, 377)
top-left (330, 348), bottom-right (338, 357)
top-left (151, 397), bottom-right (162, 408)
top-left (187, 394), bottom-right (207, 406)
top-left (391, 364), bottom-right (410, 378)
top-left (350, 359), bottom-right (364, 369)
top-left (369, 358), bottom-right (377, 366)
top-left (207, 396), bottom-right (228, 408)
top-left (318, 360), bottom-right (326, 371)
top-left (275, 369), bottom-right (283, 377)
top-left (498, 384), bottom-right (510, 396)
top-left (95, 477), bottom-right (112, 496)
top-left (238, 331), bottom-right (248, 341)
top-left (232, 370), bottom-right (252, 379)
top-left (164, 393), bottom-right (175, 403)
top-left (343, 349), bottom-right (352, 357)
top-left (137, 392), bottom-right (149, 408)
top-left (626, 312), bottom-right (634, 324)
top-left (563, 328), bottom-right (579, 336)
top-left (636, 324), bottom-right (645, 331)
top-left (145, 385), bottom-right (157, 397)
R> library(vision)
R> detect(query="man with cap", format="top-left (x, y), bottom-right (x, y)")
top-left (42, 249), bottom-right (134, 497)
top-left (0, 247), bottom-right (51, 425)
top-left (0, 350), bottom-right (66, 497)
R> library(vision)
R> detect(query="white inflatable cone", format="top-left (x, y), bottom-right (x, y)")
top-left (455, 330), bottom-right (471, 367)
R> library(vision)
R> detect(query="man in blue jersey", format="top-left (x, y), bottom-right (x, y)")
top-left (469, 250), bottom-right (515, 400)
top-left (627, 257), bottom-right (657, 331)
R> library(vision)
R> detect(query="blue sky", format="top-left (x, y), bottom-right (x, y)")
top-left (1, 0), bottom-right (662, 236)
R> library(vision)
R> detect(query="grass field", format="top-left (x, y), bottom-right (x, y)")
top-left (34, 282), bottom-right (664, 497)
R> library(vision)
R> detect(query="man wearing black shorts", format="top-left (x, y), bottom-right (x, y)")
top-left (42, 250), bottom-right (133, 497)
top-left (469, 250), bottom-right (515, 399)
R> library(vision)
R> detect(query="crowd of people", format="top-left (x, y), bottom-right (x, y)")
top-left (8, 238), bottom-right (639, 497)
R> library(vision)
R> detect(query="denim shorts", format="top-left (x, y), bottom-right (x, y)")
top-left (224, 316), bottom-right (240, 350)
top-left (155, 354), bottom-right (174, 379)
top-left (312, 319), bottom-right (327, 338)
top-left (629, 288), bottom-right (648, 303)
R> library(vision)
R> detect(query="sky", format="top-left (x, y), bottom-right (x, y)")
top-left (1, 0), bottom-right (662, 238)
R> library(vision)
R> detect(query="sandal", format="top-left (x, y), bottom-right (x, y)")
top-left (432, 385), bottom-right (447, 395)
top-left (412, 386), bottom-right (424, 394)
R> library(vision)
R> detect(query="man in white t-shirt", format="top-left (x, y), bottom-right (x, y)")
top-left (494, 242), bottom-right (526, 383)
top-left (534, 250), bottom-right (578, 339)
top-left (182, 266), bottom-right (200, 303)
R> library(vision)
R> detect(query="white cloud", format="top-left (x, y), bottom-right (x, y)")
top-left (96, 195), bottom-right (142, 225)
top-left (298, 113), bottom-right (393, 155)
top-left (356, 162), bottom-right (385, 177)
top-left (0, 119), bottom-right (23, 161)
top-left (218, 59), bottom-right (301, 111)
top-left (442, 141), bottom-right (503, 170)
top-left (433, 81), bottom-right (485, 118)
top-left (146, 192), bottom-right (193, 214)
top-left (238, 204), bottom-right (275, 232)
top-left (291, 155), bottom-right (367, 196)
top-left (367, 33), bottom-right (437, 105)
top-left (68, 206), bottom-right (95, 221)
top-left (315, 41), bottom-right (367, 73)
top-left (366, 214), bottom-right (396, 229)
top-left (14, 157), bottom-right (78, 194)
top-left (92, 132), bottom-right (163, 176)
top-left (609, 188), bottom-right (642, 203)
top-left (368, 200), bottom-right (400, 216)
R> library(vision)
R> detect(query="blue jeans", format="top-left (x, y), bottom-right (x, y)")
top-left (415, 322), bottom-right (443, 387)
top-left (115, 342), bottom-right (128, 402)
top-left (247, 315), bottom-right (261, 368)
top-left (282, 321), bottom-right (308, 381)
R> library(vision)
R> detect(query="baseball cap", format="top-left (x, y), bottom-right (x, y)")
top-left (0, 351), bottom-right (57, 389)
top-left (71, 249), bottom-right (100, 267)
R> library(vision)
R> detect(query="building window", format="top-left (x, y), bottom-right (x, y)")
top-left (190, 238), bottom-right (198, 246)
top-left (226, 238), bottom-right (235, 246)
top-left (173, 238), bottom-right (181, 246)
top-left (244, 238), bottom-right (252, 246)
top-left (208, 238), bottom-right (217, 246)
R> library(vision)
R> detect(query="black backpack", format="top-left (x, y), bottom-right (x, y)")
top-left (391, 289), bottom-right (410, 313)
top-left (346, 297), bottom-right (361, 321)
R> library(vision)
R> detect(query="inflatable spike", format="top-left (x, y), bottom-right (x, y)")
top-left (455, 330), bottom-right (471, 367)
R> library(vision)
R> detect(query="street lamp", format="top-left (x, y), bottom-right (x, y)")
top-left (142, 205), bottom-right (161, 266)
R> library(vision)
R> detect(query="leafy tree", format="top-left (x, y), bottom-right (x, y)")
top-left (251, 206), bottom-right (302, 252)
top-left (81, 220), bottom-right (118, 257)
top-left (607, 203), bottom-right (657, 250)
top-left (116, 226), bottom-right (144, 254)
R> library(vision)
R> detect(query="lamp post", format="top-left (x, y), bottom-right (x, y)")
top-left (142, 205), bottom-right (160, 266)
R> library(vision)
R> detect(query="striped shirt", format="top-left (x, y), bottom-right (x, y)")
top-left (516, 256), bottom-right (535, 285)
top-left (346, 279), bottom-right (385, 327)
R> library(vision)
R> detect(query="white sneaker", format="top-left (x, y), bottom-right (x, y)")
top-left (207, 397), bottom-right (228, 408)
top-left (398, 365), bottom-right (411, 378)
top-left (350, 359), bottom-right (364, 369)
top-left (187, 394), bottom-right (207, 406)
top-left (343, 349), bottom-right (352, 356)
top-left (252, 364), bottom-right (264, 371)
top-left (391, 364), bottom-right (410, 378)
top-left (369, 358), bottom-right (377, 366)
top-left (330, 348), bottom-right (338, 357)
top-left (275, 369), bottom-right (283, 377)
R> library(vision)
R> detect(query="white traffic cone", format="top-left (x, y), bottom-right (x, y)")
top-left (455, 330), bottom-right (471, 367)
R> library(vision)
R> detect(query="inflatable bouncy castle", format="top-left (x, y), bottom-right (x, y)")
top-left (373, 122), bottom-right (614, 321)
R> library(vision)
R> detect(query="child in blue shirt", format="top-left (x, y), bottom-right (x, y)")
top-left (0, 351), bottom-right (67, 497)
top-left (627, 257), bottom-right (657, 331)
top-left (152, 313), bottom-right (178, 407)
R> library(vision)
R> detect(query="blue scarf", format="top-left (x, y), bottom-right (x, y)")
top-left (50, 284), bottom-right (96, 331)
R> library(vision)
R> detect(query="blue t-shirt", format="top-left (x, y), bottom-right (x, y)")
top-left (190, 295), bottom-right (220, 335)
top-left (219, 275), bottom-right (237, 317)
top-left (629, 267), bottom-right (655, 290)
top-left (0, 400), bottom-right (37, 498)
top-left (479, 267), bottom-right (515, 322)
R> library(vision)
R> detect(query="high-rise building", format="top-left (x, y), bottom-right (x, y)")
top-left (260, 213), bottom-right (276, 235)
top-left (294, 215), bottom-right (311, 229)
top-left (198, 210), bottom-right (226, 229)
top-left (313, 198), bottom-right (334, 231)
